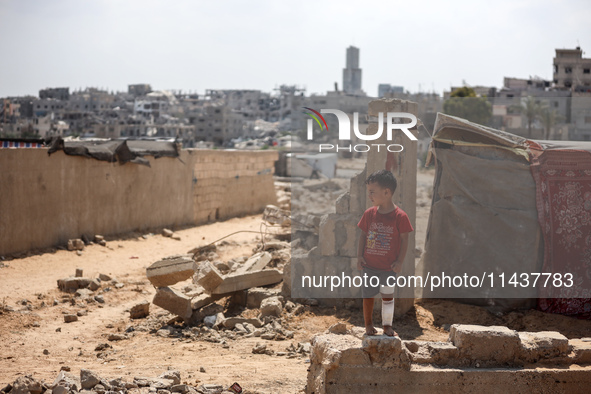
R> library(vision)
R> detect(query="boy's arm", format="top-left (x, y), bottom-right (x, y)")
top-left (391, 232), bottom-right (409, 273)
top-left (357, 230), bottom-right (367, 270)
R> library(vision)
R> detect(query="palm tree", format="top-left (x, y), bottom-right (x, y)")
top-left (520, 96), bottom-right (543, 138)
top-left (540, 108), bottom-right (563, 140)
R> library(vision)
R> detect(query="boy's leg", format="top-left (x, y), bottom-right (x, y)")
top-left (381, 296), bottom-right (397, 337)
top-left (363, 298), bottom-right (377, 335)
top-left (380, 271), bottom-right (397, 337)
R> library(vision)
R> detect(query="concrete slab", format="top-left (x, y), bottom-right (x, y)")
top-left (237, 252), bottom-right (272, 274)
top-left (211, 269), bottom-right (283, 295)
top-left (196, 261), bottom-right (224, 293)
top-left (152, 287), bottom-right (192, 320)
top-left (146, 255), bottom-right (197, 288)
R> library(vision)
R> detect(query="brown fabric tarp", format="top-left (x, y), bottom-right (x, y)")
top-left (420, 114), bottom-right (543, 311)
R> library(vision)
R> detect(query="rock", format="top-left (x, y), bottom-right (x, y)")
top-left (52, 385), bottom-right (69, 394)
top-left (246, 287), bottom-right (281, 309)
top-left (162, 228), bottom-right (174, 237)
top-left (43, 349), bottom-right (49, 355)
top-left (260, 296), bottom-right (282, 318)
top-left (197, 384), bottom-right (224, 394)
top-left (147, 255), bottom-right (197, 288)
top-left (89, 279), bottom-right (101, 291)
top-left (99, 273), bottom-right (112, 281)
top-left (261, 332), bottom-right (276, 340)
top-left (94, 235), bottom-right (104, 242)
top-left (328, 322), bottom-right (348, 335)
top-left (75, 268), bottom-right (83, 277)
top-left (52, 371), bottom-right (81, 392)
top-left (252, 343), bottom-right (274, 355)
top-left (94, 295), bottom-right (105, 303)
top-left (57, 277), bottom-right (92, 292)
top-left (80, 369), bottom-right (102, 389)
top-left (196, 261), bottom-right (224, 293)
top-left (130, 301), bottom-right (150, 319)
top-left (67, 239), bottom-right (85, 251)
top-left (213, 260), bottom-right (230, 272)
top-left (108, 333), bottom-right (127, 341)
top-left (222, 317), bottom-right (263, 329)
top-left (171, 384), bottom-right (190, 393)
top-left (64, 314), bottom-right (78, 323)
top-left (200, 366), bottom-right (206, 373)
top-left (75, 288), bottom-right (93, 299)
top-left (98, 240), bottom-right (107, 246)
top-left (171, 234), bottom-right (181, 240)
top-left (10, 376), bottom-right (43, 394)
top-left (158, 371), bottom-right (181, 385)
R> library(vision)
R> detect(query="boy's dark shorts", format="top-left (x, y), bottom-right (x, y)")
top-left (362, 266), bottom-right (397, 298)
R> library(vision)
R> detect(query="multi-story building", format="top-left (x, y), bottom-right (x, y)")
top-left (553, 47), bottom-right (591, 91)
top-left (343, 46), bottom-right (364, 95)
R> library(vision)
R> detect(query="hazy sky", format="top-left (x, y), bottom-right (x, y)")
top-left (1, 0), bottom-right (590, 98)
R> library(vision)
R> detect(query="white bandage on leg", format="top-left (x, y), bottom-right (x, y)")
top-left (382, 299), bottom-right (394, 327)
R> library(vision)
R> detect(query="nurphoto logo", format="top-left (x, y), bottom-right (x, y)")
top-left (302, 107), bottom-right (418, 153)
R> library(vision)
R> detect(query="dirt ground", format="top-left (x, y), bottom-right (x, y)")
top-left (1, 162), bottom-right (591, 394)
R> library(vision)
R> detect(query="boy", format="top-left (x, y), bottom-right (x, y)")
top-left (357, 170), bottom-right (413, 337)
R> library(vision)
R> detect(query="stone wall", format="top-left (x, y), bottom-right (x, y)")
top-left (0, 149), bottom-right (277, 256)
top-left (307, 324), bottom-right (591, 393)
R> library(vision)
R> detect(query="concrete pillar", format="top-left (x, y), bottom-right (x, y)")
top-left (366, 98), bottom-right (418, 316)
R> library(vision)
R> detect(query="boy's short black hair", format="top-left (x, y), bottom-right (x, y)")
top-left (366, 170), bottom-right (397, 194)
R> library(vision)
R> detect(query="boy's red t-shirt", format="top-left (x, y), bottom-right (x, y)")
top-left (357, 205), bottom-right (414, 271)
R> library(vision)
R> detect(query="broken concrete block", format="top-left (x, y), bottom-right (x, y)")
top-left (237, 251), bottom-right (272, 274)
top-left (162, 228), bottom-right (173, 237)
top-left (362, 335), bottom-right (411, 369)
top-left (94, 235), bottom-right (104, 243)
top-left (570, 338), bottom-right (591, 364)
top-left (190, 293), bottom-right (224, 311)
top-left (260, 296), bottom-right (282, 317)
top-left (449, 324), bottom-right (521, 366)
top-left (335, 192), bottom-right (350, 214)
top-left (10, 376), bottom-right (43, 394)
top-left (146, 255), bottom-right (197, 287)
top-left (130, 300), bottom-right (150, 319)
top-left (211, 269), bottom-right (283, 295)
top-left (52, 371), bottom-right (81, 392)
top-left (88, 279), bottom-right (101, 291)
top-left (203, 312), bottom-right (225, 329)
top-left (152, 287), bottom-right (192, 320)
top-left (57, 277), bottom-right (92, 292)
top-left (519, 331), bottom-right (570, 362)
top-left (196, 261), bottom-right (224, 293)
top-left (328, 322), bottom-right (348, 335)
top-left (263, 205), bottom-right (290, 226)
top-left (80, 369), bottom-right (102, 390)
top-left (404, 340), bottom-right (459, 365)
top-left (222, 317), bottom-right (263, 329)
top-left (246, 287), bottom-right (281, 308)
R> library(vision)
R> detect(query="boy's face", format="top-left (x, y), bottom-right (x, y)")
top-left (367, 182), bottom-right (392, 206)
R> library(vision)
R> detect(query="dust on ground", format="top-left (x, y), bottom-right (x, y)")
top-left (1, 159), bottom-right (590, 393)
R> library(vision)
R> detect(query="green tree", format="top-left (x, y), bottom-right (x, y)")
top-left (443, 87), bottom-right (492, 126)
top-left (540, 107), bottom-right (563, 140)
top-left (519, 96), bottom-right (543, 138)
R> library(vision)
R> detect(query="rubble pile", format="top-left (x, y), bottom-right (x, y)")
top-left (140, 218), bottom-right (313, 358)
top-left (0, 369), bottom-right (245, 394)
top-left (54, 269), bottom-right (124, 322)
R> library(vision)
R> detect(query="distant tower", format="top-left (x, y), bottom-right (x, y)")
top-left (343, 46), bottom-right (363, 95)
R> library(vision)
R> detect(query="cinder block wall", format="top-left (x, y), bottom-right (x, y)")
top-left (0, 149), bottom-right (278, 256)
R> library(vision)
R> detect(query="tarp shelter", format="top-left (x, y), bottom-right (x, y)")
top-left (420, 113), bottom-right (591, 318)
